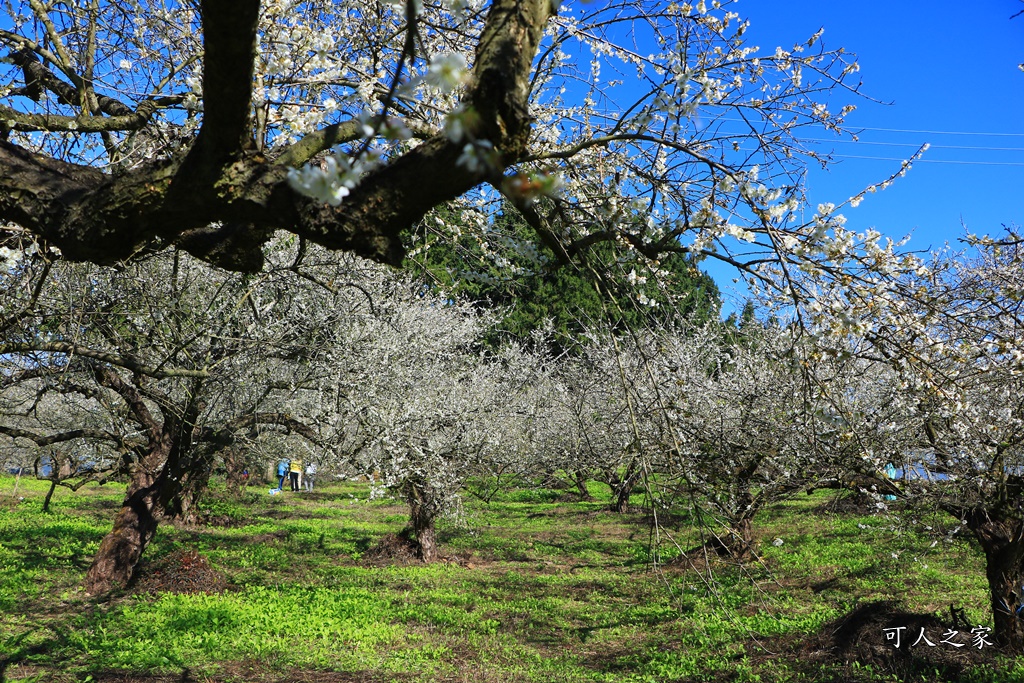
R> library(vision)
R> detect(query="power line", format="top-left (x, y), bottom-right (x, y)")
top-left (830, 154), bottom-right (1024, 166)
top-left (801, 138), bottom-right (1024, 152)
top-left (850, 125), bottom-right (1024, 137)
top-left (714, 116), bottom-right (1024, 138)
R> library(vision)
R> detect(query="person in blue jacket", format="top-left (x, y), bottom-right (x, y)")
top-left (277, 459), bottom-right (288, 491)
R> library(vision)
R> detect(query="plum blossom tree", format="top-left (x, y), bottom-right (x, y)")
top-left (0, 0), bottom-right (887, 299)
top-left (651, 326), bottom-right (808, 558)
top-left (320, 273), bottom-right (557, 561)
top-left (892, 239), bottom-right (1024, 650)
top-left (788, 230), bottom-right (1024, 649)
top-left (599, 322), bottom-right (909, 560)
top-left (0, 245), bottom-right (342, 593)
top-left (552, 332), bottom-right (671, 513)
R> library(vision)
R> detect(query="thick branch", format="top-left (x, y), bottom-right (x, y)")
top-left (0, 424), bottom-right (120, 447)
top-left (199, 411), bottom-right (323, 450)
top-left (0, 367), bottom-right (47, 390)
top-left (495, 181), bottom-right (572, 263)
top-left (0, 341), bottom-right (209, 379)
top-left (812, 472), bottom-right (903, 498)
top-left (7, 47), bottom-right (147, 117)
top-left (0, 101), bottom-right (158, 133)
top-left (92, 365), bottom-right (161, 440)
top-left (191, 0), bottom-right (260, 162)
top-left (276, 117), bottom-right (435, 168)
top-left (470, 0), bottom-right (554, 154)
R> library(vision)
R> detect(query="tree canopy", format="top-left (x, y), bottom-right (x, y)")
top-left (0, 0), bottom-right (882, 294)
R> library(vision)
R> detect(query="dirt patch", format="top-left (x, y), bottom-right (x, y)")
top-left (361, 530), bottom-right (423, 565)
top-left (359, 530), bottom-right (477, 569)
top-left (812, 492), bottom-right (890, 516)
top-left (249, 529), bottom-right (291, 544)
top-left (132, 548), bottom-right (229, 595)
top-left (198, 513), bottom-right (249, 528)
top-left (752, 600), bottom-right (1002, 682)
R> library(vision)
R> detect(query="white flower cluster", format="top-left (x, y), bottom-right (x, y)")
top-left (0, 246), bottom-right (22, 270)
top-left (286, 149), bottom-right (381, 206)
top-left (456, 140), bottom-right (494, 173)
top-left (424, 53), bottom-right (470, 93)
top-left (443, 104), bottom-right (479, 143)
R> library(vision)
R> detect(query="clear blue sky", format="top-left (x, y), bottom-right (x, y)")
top-left (712, 0), bottom-right (1024, 309)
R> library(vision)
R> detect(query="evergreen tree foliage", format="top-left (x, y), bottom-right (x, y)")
top-left (408, 203), bottom-right (722, 352)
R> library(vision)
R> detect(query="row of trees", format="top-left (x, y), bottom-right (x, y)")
top-left (4, 232), bottom-right (1024, 648)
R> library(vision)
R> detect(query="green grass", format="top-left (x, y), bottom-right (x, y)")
top-left (0, 474), bottom-right (1014, 682)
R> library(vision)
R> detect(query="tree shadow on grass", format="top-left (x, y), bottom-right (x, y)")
top-left (0, 628), bottom-right (60, 683)
top-left (0, 523), bottom-right (103, 574)
top-left (81, 666), bottom-right (410, 683)
top-left (751, 600), bottom-right (1006, 682)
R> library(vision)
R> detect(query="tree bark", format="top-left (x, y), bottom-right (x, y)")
top-left (405, 480), bottom-right (439, 563)
top-left (612, 482), bottom-right (633, 514)
top-left (84, 444), bottom-right (169, 594)
top-left (572, 469), bottom-right (593, 501)
top-left (730, 516), bottom-right (756, 560)
top-left (706, 517), bottom-right (755, 560)
top-left (605, 464), bottom-right (640, 513)
top-left (223, 446), bottom-right (248, 497)
top-left (965, 510), bottom-right (1024, 650)
top-left (84, 368), bottom-right (202, 594)
top-left (42, 478), bottom-right (57, 513)
top-left (167, 452), bottom-right (211, 526)
top-left (41, 453), bottom-right (73, 512)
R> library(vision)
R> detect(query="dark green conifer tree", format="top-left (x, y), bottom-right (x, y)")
top-left (408, 203), bottom-right (722, 353)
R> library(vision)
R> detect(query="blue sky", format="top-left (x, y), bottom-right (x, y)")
top-left (707, 0), bottom-right (1024, 308)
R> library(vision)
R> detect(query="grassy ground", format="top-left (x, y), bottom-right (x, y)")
top-left (0, 474), bottom-right (1021, 682)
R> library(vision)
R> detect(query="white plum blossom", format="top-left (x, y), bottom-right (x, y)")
top-left (286, 158), bottom-right (351, 206)
top-left (444, 105), bottom-right (474, 143)
top-left (456, 140), bottom-right (493, 173)
top-left (0, 245), bottom-right (21, 269)
top-left (286, 149), bottom-right (380, 206)
top-left (425, 53), bottom-right (469, 93)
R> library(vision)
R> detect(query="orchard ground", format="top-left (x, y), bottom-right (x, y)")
top-left (1, 474), bottom-right (1021, 683)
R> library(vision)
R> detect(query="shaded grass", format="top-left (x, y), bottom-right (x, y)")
top-left (0, 475), bottom-right (1014, 682)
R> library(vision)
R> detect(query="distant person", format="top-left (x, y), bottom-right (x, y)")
top-left (277, 459), bottom-right (288, 491)
top-left (305, 461), bottom-right (318, 492)
top-left (290, 458), bottom-right (302, 491)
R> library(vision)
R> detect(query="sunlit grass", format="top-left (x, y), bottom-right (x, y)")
top-left (0, 473), bottom-right (1008, 682)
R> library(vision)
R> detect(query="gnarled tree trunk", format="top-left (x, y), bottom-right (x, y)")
top-left (84, 444), bottom-right (170, 594)
top-left (572, 469), bottom-right (593, 501)
top-left (84, 377), bottom-right (202, 594)
top-left (604, 463), bottom-right (641, 513)
top-left (405, 479), bottom-right (439, 563)
top-left (223, 445), bottom-right (249, 497)
top-left (167, 445), bottom-right (214, 525)
top-left (41, 454), bottom-right (76, 513)
top-left (702, 516), bottom-right (756, 560)
top-left (965, 510), bottom-right (1024, 650)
